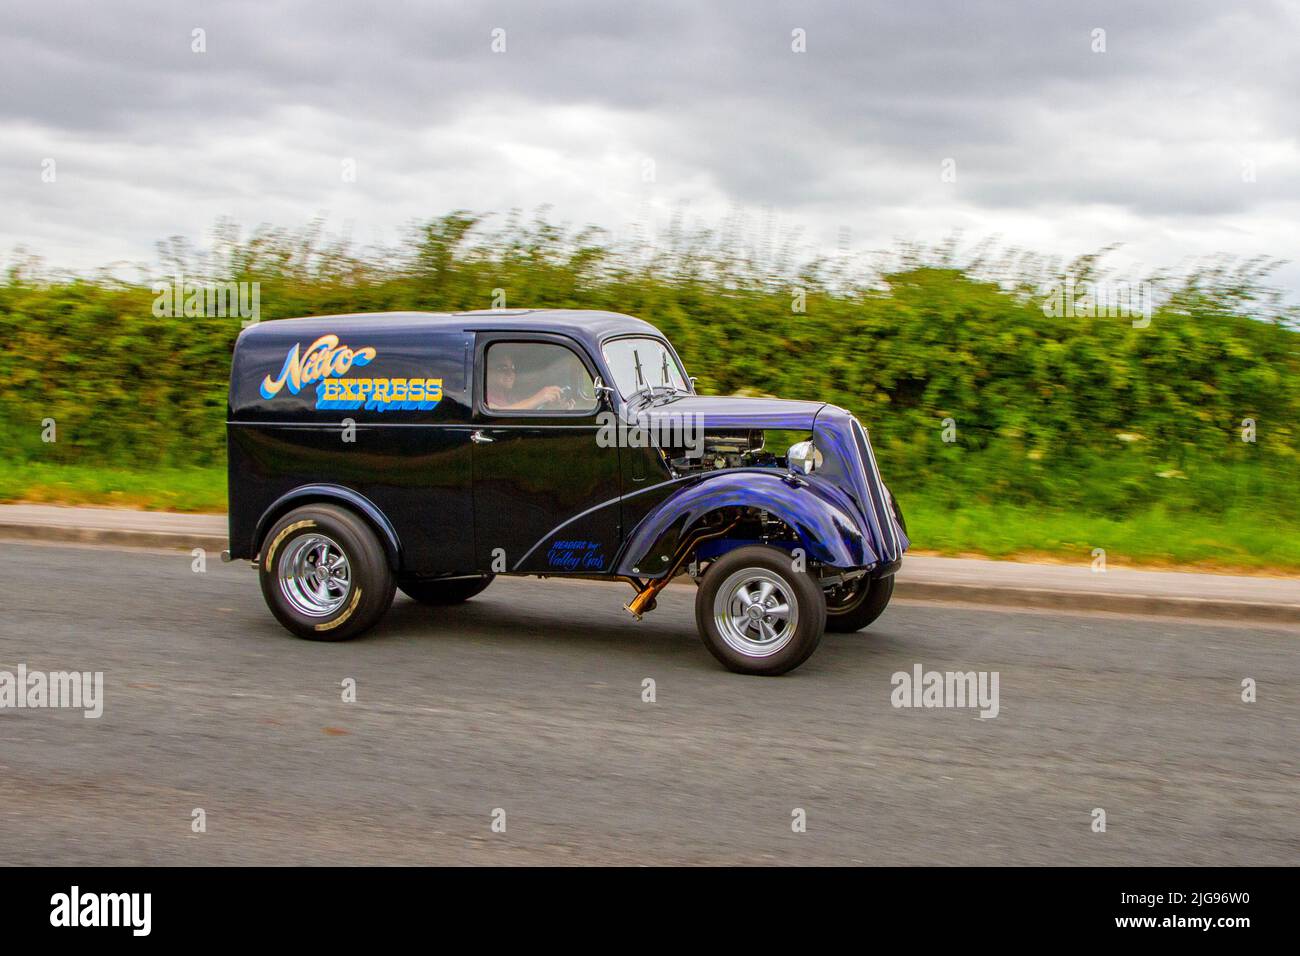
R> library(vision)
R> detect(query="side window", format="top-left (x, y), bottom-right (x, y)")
top-left (484, 341), bottom-right (598, 413)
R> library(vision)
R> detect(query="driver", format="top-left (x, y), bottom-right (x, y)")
top-left (486, 349), bottom-right (568, 410)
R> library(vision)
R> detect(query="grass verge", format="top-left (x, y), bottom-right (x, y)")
top-left (0, 462), bottom-right (227, 513)
top-left (904, 496), bottom-right (1300, 574)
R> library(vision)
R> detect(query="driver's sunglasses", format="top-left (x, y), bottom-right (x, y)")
top-left (493, 363), bottom-right (516, 374)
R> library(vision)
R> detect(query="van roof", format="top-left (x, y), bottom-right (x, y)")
top-left (236, 309), bottom-right (665, 350)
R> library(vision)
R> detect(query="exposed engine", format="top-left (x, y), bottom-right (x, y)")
top-left (664, 429), bottom-right (782, 475)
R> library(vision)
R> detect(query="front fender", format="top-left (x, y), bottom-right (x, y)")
top-left (616, 470), bottom-right (875, 577)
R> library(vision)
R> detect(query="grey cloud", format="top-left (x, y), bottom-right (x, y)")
top-left (1, 0), bottom-right (1296, 283)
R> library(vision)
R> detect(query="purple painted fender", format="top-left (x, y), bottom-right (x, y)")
top-left (615, 469), bottom-right (875, 577)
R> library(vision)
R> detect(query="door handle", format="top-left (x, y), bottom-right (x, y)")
top-left (470, 430), bottom-right (494, 444)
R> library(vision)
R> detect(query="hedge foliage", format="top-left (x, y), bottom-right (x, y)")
top-left (2, 213), bottom-right (1296, 517)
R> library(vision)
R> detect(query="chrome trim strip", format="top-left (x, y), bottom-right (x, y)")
top-left (858, 422), bottom-right (900, 557)
top-left (845, 419), bottom-right (893, 560)
top-left (850, 418), bottom-right (900, 561)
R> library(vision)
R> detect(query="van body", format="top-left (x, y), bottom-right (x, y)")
top-left (227, 309), bottom-right (908, 674)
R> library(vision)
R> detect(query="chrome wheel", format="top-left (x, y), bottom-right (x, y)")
top-left (278, 533), bottom-right (352, 617)
top-left (713, 568), bottom-right (799, 658)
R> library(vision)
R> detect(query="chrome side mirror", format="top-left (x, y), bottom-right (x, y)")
top-left (591, 375), bottom-right (616, 405)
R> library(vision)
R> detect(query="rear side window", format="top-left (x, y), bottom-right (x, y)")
top-left (485, 342), bottom-right (597, 413)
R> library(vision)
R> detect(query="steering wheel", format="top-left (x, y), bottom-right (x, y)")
top-left (539, 385), bottom-right (576, 410)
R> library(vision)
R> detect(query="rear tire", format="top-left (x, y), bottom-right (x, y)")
top-left (695, 545), bottom-right (826, 676)
top-left (258, 504), bottom-right (395, 641)
top-left (398, 575), bottom-right (494, 605)
top-left (825, 574), bottom-right (894, 633)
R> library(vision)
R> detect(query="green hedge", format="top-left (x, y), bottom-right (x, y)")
top-left (2, 214), bottom-right (1296, 518)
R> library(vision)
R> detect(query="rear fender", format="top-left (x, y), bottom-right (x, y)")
top-left (253, 484), bottom-right (403, 570)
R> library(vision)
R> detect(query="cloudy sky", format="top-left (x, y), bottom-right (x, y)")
top-left (3, 0), bottom-right (1297, 292)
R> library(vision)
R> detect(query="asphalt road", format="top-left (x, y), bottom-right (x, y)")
top-left (2, 542), bottom-right (1296, 865)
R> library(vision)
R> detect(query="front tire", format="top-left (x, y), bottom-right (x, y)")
top-left (825, 574), bottom-right (894, 633)
top-left (695, 545), bottom-right (826, 676)
top-left (259, 504), bottom-right (395, 641)
top-left (398, 575), bottom-right (493, 605)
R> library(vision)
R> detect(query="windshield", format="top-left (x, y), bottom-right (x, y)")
top-left (602, 337), bottom-right (688, 398)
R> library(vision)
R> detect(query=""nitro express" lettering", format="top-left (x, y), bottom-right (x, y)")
top-left (260, 334), bottom-right (376, 399)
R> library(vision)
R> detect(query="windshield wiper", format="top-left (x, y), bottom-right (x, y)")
top-left (625, 347), bottom-right (686, 408)
top-left (647, 352), bottom-right (685, 403)
top-left (626, 348), bottom-right (656, 406)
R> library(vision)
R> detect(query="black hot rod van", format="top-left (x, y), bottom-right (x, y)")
top-left (226, 309), bottom-right (908, 675)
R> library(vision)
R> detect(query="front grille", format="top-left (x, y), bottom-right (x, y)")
top-left (849, 418), bottom-right (905, 563)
